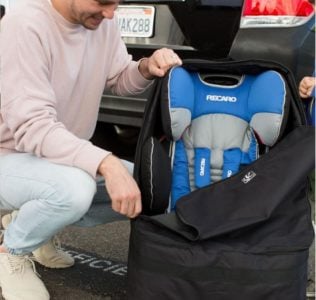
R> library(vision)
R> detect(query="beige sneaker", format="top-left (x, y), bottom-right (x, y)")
top-left (0, 252), bottom-right (49, 300)
top-left (2, 211), bottom-right (74, 269)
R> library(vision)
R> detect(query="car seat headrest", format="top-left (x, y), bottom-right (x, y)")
top-left (161, 67), bottom-right (286, 147)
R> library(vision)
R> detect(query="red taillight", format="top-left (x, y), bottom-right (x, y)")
top-left (243, 0), bottom-right (314, 16)
top-left (241, 0), bottom-right (315, 27)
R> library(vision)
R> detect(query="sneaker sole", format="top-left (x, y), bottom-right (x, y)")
top-left (33, 258), bottom-right (74, 269)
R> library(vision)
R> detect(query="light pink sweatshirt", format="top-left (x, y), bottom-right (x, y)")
top-left (0, 0), bottom-right (152, 178)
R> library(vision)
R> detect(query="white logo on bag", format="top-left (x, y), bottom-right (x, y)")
top-left (206, 95), bottom-right (237, 103)
top-left (200, 158), bottom-right (206, 176)
top-left (242, 171), bottom-right (256, 184)
top-left (227, 170), bottom-right (233, 177)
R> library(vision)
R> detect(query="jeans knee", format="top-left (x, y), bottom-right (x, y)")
top-left (50, 168), bottom-right (96, 222)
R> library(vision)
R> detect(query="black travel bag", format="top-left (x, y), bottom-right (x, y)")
top-left (127, 59), bottom-right (315, 300)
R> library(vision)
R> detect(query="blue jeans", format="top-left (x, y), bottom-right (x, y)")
top-left (0, 153), bottom-right (133, 255)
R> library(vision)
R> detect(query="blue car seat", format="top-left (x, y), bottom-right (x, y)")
top-left (140, 65), bottom-right (288, 213)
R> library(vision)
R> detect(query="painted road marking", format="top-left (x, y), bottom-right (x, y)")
top-left (63, 248), bottom-right (127, 276)
top-left (38, 246), bottom-right (128, 299)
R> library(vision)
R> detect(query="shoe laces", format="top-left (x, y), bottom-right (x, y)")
top-left (7, 254), bottom-right (40, 277)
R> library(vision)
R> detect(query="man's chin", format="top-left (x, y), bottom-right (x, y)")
top-left (83, 17), bottom-right (103, 30)
top-left (82, 24), bottom-right (99, 30)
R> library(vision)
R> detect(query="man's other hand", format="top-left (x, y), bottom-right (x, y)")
top-left (98, 154), bottom-right (142, 218)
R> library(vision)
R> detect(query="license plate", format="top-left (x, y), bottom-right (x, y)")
top-left (116, 5), bottom-right (155, 38)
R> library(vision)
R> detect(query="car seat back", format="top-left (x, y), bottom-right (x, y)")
top-left (163, 67), bottom-right (286, 209)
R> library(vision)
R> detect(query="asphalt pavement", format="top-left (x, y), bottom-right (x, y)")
top-left (0, 216), bottom-right (131, 300)
top-left (43, 220), bottom-right (131, 300)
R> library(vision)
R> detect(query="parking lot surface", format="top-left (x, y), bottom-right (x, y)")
top-left (48, 220), bottom-right (131, 300)
top-left (0, 217), bottom-right (130, 300)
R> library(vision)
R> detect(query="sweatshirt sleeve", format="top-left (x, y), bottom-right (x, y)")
top-left (0, 16), bottom-right (109, 178)
top-left (105, 18), bottom-right (153, 95)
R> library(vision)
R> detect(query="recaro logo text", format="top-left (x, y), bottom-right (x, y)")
top-left (206, 95), bottom-right (237, 103)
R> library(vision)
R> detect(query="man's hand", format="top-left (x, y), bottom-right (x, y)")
top-left (299, 76), bottom-right (316, 99)
top-left (98, 154), bottom-right (141, 218)
top-left (138, 48), bottom-right (182, 80)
